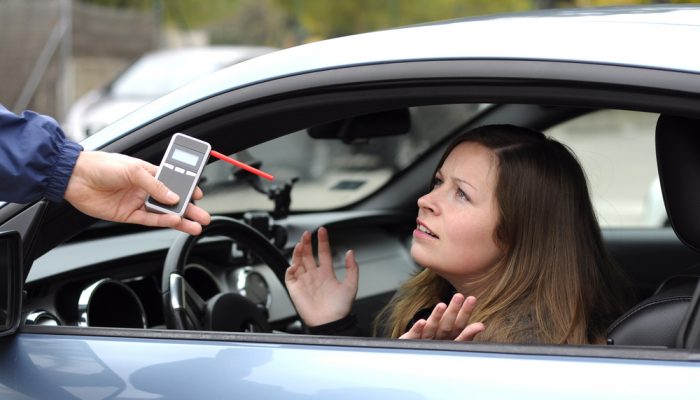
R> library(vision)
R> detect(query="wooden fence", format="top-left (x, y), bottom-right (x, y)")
top-left (0, 0), bottom-right (159, 120)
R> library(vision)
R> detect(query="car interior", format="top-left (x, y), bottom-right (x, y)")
top-left (605, 115), bottom-right (700, 349)
top-left (8, 84), bottom-right (700, 355)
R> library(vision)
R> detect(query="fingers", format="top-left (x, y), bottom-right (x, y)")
top-left (344, 250), bottom-right (359, 290)
top-left (192, 186), bottom-right (204, 200)
top-left (289, 237), bottom-right (316, 282)
top-left (143, 212), bottom-right (204, 236)
top-left (132, 162), bottom-right (180, 206)
top-left (126, 209), bottom-right (183, 231)
top-left (141, 155), bottom-right (205, 203)
top-left (412, 294), bottom-right (482, 341)
top-left (141, 194), bottom-right (209, 235)
top-left (317, 227), bottom-right (333, 272)
top-left (127, 203), bottom-right (208, 236)
top-left (291, 240), bottom-right (303, 269)
top-left (140, 160), bottom-right (158, 176)
top-left (454, 295), bottom-right (476, 330)
top-left (134, 199), bottom-right (208, 235)
top-left (435, 293), bottom-right (464, 339)
top-left (183, 203), bottom-right (211, 227)
top-left (171, 217), bottom-right (204, 236)
top-left (399, 319), bottom-right (426, 340)
top-left (421, 303), bottom-right (447, 339)
top-left (301, 231), bottom-right (318, 271)
top-left (289, 229), bottom-right (356, 287)
top-left (289, 241), bottom-right (312, 280)
top-left (285, 262), bottom-right (300, 284)
top-left (455, 322), bottom-right (485, 342)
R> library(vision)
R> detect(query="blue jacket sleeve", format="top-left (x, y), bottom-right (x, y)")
top-left (0, 105), bottom-right (83, 203)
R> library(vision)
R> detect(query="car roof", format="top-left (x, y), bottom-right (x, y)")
top-left (127, 46), bottom-right (278, 67)
top-left (83, 5), bottom-right (700, 150)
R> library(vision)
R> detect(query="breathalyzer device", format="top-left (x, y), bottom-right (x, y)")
top-left (145, 133), bottom-right (211, 216)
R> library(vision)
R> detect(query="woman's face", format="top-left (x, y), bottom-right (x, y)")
top-left (411, 142), bottom-right (503, 290)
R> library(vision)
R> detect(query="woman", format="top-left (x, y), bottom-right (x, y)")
top-left (285, 124), bottom-right (632, 344)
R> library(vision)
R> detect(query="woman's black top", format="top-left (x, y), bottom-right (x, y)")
top-left (306, 307), bottom-right (434, 337)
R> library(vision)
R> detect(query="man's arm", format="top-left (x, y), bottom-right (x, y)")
top-left (0, 105), bottom-right (82, 203)
top-left (0, 105), bottom-right (210, 235)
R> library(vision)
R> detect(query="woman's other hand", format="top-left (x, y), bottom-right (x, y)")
top-left (285, 227), bottom-right (359, 327)
top-left (399, 293), bottom-right (485, 341)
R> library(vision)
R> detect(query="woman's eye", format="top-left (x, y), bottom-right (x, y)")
top-left (432, 177), bottom-right (443, 188)
top-left (457, 188), bottom-right (469, 201)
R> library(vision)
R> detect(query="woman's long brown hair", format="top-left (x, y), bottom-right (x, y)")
top-left (375, 125), bottom-right (632, 344)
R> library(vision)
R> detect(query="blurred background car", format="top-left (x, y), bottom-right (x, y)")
top-left (63, 45), bottom-right (277, 141)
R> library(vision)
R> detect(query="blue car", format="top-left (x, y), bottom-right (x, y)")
top-left (2, 5), bottom-right (700, 399)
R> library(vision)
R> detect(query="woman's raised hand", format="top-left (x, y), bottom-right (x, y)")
top-left (399, 293), bottom-right (485, 341)
top-left (285, 227), bottom-right (359, 327)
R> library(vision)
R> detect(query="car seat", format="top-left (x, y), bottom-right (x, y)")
top-left (606, 115), bottom-right (700, 347)
top-left (606, 275), bottom-right (697, 346)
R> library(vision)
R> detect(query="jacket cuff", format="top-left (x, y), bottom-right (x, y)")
top-left (45, 140), bottom-right (83, 202)
top-left (306, 314), bottom-right (360, 336)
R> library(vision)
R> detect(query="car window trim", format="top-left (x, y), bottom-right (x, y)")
top-left (86, 59), bottom-right (700, 154)
top-left (20, 324), bottom-right (700, 363)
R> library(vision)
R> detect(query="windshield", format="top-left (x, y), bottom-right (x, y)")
top-left (197, 104), bottom-right (481, 214)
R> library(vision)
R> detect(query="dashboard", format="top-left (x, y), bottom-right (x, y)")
top-left (22, 211), bottom-right (419, 333)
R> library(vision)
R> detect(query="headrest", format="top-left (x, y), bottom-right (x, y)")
top-left (656, 115), bottom-right (700, 252)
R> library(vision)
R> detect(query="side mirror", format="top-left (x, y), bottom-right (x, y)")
top-left (0, 231), bottom-right (22, 336)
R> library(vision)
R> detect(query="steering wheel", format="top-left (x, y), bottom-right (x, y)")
top-left (161, 216), bottom-right (290, 332)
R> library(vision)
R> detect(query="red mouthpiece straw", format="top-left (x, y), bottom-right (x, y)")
top-left (210, 150), bottom-right (275, 181)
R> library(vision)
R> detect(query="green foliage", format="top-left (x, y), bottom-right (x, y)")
top-left (275, 0), bottom-right (533, 40)
top-left (208, 0), bottom-right (292, 46)
top-left (81, 0), bottom-right (245, 29)
top-left (80, 0), bottom-right (700, 45)
top-left (162, 0), bottom-right (244, 29)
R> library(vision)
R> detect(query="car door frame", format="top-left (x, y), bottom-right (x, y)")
top-left (3, 58), bottom-right (700, 398)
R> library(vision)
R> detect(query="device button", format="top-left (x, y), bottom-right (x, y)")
top-left (174, 167), bottom-right (185, 174)
top-left (186, 171), bottom-right (196, 177)
top-left (163, 163), bottom-right (174, 170)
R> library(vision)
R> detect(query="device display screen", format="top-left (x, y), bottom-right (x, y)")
top-left (172, 147), bottom-right (200, 167)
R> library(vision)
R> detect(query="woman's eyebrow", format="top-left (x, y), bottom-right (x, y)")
top-left (454, 176), bottom-right (479, 192)
top-left (437, 169), bottom-right (478, 191)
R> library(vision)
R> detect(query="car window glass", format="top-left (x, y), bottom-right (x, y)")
top-left (547, 110), bottom-right (665, 228)
top-left (198, 104), bottom-right (482, 214)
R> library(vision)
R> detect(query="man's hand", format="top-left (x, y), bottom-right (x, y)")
top-left (65, 151), bottom-right (211, 235)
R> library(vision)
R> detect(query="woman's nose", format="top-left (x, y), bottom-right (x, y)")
top-left (417, 191), bottom-right (438, 214)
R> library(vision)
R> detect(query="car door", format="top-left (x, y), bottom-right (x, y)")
top-left (2, 53), bottom-right (700, 398)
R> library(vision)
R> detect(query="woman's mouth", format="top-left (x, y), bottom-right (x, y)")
top-left (415, 221), bottom-right (438, 239)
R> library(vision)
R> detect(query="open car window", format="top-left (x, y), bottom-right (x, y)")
top-left (198, 104), bottom-right (482, 214)
top-left (547, 110), bottom-right (665, 228)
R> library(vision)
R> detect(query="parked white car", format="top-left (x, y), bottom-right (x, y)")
top-left (64, 46), bottom-right (276, 141)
